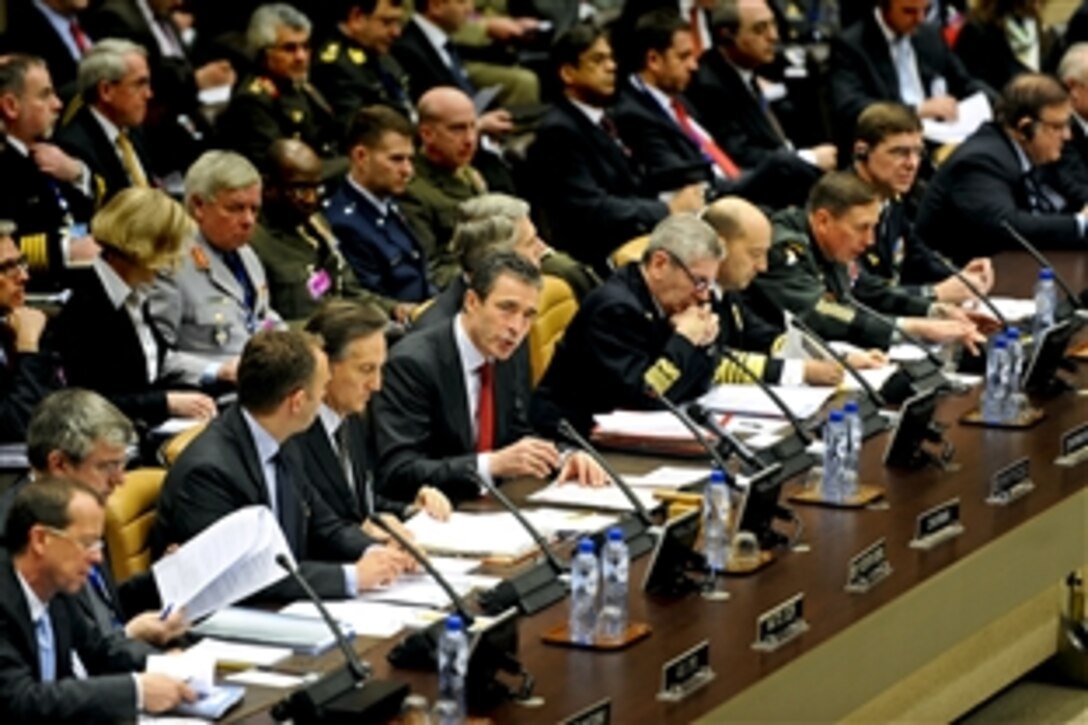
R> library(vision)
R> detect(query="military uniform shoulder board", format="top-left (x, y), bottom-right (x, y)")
top-left (643, 357), bottom-right (680, 396)
top-left (319, 41), bottom-right (340, 63)
top-left (348, 47), bottom-right (366, 65)
top-left (814, 298), bottom-right (856, 323)
top-left (248, 76), bottom-right (279, 98)
top-left (866, 252), bottom-right (881, 267)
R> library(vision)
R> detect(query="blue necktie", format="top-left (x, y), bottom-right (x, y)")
top-left (221, 250), bottom-right (256, 316)
top-left (88, 564), bottom-right (122, 629)
top-left (443, 41), bottom-right (476, 95)
top-left (36, 614), bottom-right (55, 682)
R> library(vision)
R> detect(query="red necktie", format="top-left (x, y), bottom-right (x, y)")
top-left (70, 19), bottom-right (91, 54)
top-left (476, 361), bottom-right (494, 453)
top-left (671, 97), bottom-right (741, 179)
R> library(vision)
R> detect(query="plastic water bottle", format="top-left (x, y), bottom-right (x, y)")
top-left (1032, 268), bottom-right (1057, 341)
top-left (982, 337), bottom-right (1010, 423)
top-left (1004, 327), bottom-right (1025, 419)
top-left (822, 410), bottom-right (847, 503)
top-left (702, 469), bottom-right (731, 573)
top-left (842, 400), bottom-right (863, 499)
top-left (434, 615), bottom-right (469, 724)
top-left (569, 538), bottom-right (599, 645)
top-left (596, 527), bottom-right (629, 640)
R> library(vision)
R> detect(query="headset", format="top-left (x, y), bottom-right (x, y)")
top-left (854, 145), bottom-right (870, 162)
top-left (1017, 117), bottom-right (1037, 141)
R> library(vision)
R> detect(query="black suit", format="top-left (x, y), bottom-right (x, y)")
top-left (914, 122), bottom-right (1088, 265)
top-left (860, 195), bottom-right (950, 293)
top-left (530, 263), bottom-right (718, 436)
top-left (0, 327), bottom-right (63, 444)
top-left (390, 20), bottom-right (473, 102)
top-left (829, 14), bottom-right (988, 136)
top-left (47, 267), bottom-right (171, 428)
top-left (413, 274), bottom-right (467, 331)
top-left (312, 30), bottom-right (415, 121)
top-left (150, 405), bottom-right (375, 602)
top-left (525, 99), bottom-right (668, 271)
top-left (371, 319), bottom-right (534, 503)
top-left (1056, 118), bottom-right (1088, 197)
top-left (55, 105), bottom-right (154, 208)
top-left (713, 289), bottom-right (786, 384)
top-left (0, 552), bottom-right (144, 724)
top-left (1, 1), bottom-right (86, 101)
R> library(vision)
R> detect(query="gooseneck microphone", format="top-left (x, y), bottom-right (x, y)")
top-left (788, 316), bottom-right (887, 408)
top-left (1001, 220), bottom-right (1084, 311)
top-left (645, 387), bottom-right (742, 491)
top-left (714, 345), bottom-right (813, 444)
top-left (464, 469), bottom-right (566, 575)
top-left (846, 296), bottom-right (945, 367)
top-left (556, 419), bottom-right (655, 528)
top-left (686, 402), bottom-right (763, 473)
top-left (928, 254), bottom-right (1010, 329)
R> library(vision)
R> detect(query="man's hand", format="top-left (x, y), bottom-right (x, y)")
top-left (67, 235), bottom-right (101, 265)
top-left (807, 144), bottom-right (838, 171)
top-left (964, 309), bottom-right (1005, 335)
top-left (485, 16), bottom-right (527, 40)
top-left (138, 673), bottom-right (197, 714)
top-left (166, 392), bottom-right (217, 420)
top-left (216, 357), bottom-right (240, 383)
top-left (845, 349), bottom-right (889, 369)
top-left (479, 109), bottom-right (514, 136)
top-left (124, 609), bottom-right (189, 647)
top-left (917, 95), bottom-right (958, 121)
top-left (490, 436), bottom-right (560, 479)
top-left (962, 257), bottom-right (994, 292)
top-left (556, 451), bottom-right (609, 487)
top-left (667, 183), bottom-right (706, 214)
top-left (29, 142), bottom-right (83, 183)
top-left (670, 304), bottom-right (719, 347)
top-left (416, 486), bottom-right (452, 521)
top-left (362, 513), bottom-right (416, 545)
top-left (194, 60), bottom-right (235, 90)
top-left (355, 544), bottom-right (417, 590)
top-left (802, 359), bottom-right (844, 386)
top-left (8, 307), bottom-right (47, 353)
top-left (900, 318), bottom-right (985, 355)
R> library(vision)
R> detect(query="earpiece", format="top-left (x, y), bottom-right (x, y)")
top-left (854, 145), bottom-right (869, 162)
top-left (1018, 118), bottom-right (1036, 141)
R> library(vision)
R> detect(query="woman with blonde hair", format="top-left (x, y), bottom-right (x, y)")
top-left (50, 188), bottom-right (217, 431)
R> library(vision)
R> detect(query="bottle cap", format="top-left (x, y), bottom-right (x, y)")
top-left (1007, 327), bottom-right (1020, 339)
top-left (577, 538), bottom-right (595, 554)
top-left (843, 400), bottom-right (860, 414)
top-left (709, 468), bottom-right (727, 486)
top-left (829, 409), bottom-right (844, 423)
top-left (1039, 268), bottom-right (1054, 280)
top-left (607, 526), bottom-right (624, 542)
top-left (446, 614), bottom-right (464, 632)
top-left (993, 337), bottom-right (1007, 349)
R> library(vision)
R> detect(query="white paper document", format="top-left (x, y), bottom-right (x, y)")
top-left (150, 418), bottom-right (204, 437)
top-left (225, 670), bottom-right (307, 689)
top-left (279, 600), bottom-right (435, 638)
top-left (966, 296), bottom-right (1036, 322)
top-left (359, 570), bottom-right (500, 608)
top-left (623, 465), bottom-right (709, 489)
top-left (522, 508), bottom-right (619, 533)
top-left (153, 506), bottom-right (293, 621)
top-left (921, 92), bottom-right (992, 144)
top-left (697, 383), bottom-right (835, 419)
top-left (404, 511), bottom-right (546, 559)
top-left (146, 652), bottom-right (216, 695)
top-left (184, 638), bottom-right (292, 668)
top-left (527, 482), bottom-right (659, 512)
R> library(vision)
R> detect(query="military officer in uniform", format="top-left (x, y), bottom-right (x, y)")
top-left (216, 4), bottom-right (347, 178)
top-left (851, 102), bottom-right (995, 304)
top-left (312, 0), bottom-right (415, 122)
top-left (150, 151), bottom-right (284, 388)
top-left (746, 172), bottom-right (986, 353)
top-left (251, 139), bottom-right (413, 323)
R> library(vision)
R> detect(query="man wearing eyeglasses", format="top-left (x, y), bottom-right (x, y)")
top-left (0, 223), bottom-right (62, 443)
top-left (852, 102), bottom-right (994, 304)
top-left (0, 477), bottom-right (195, 722)
top-left (531, 214), bottom-right (722, 436)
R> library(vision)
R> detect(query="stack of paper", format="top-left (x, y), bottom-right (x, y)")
top-left (527, 483), bottom-right (659, 512)
top-left (593, 410), bottom-right (707, 439)
top-left (359, 570), bottom-right (500, 608)
top-left (184, 638), bottom-right (292, 668)
top-left (404, 511), bottom-right (546, 559)
top-left (279, 600), bottom-right (436, 638)
top-left (623, 465), bottom-right (708, 489)
top-left (697, 384), bottom-right (834, 419)
top-left (191, 607), bottom-right (352, 655)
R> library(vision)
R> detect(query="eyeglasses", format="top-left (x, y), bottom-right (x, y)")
top-left (1036, 117), bottom-right (1071, 134)
top-left (884, 145), bottom-right (927, 161)
top-left (662, 248), bottom-right (712, 294)
top-left (44, 527), bottom-right (104, 554)
top-left (0, 255), bottom-right (29, 276)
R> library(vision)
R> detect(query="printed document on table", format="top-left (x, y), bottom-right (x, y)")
top-left (359, 570), bottom-right (500, 608)
top-left (405, 511), bottom-right (545, 558)
top-left (184, 638), bottom-right (292, 668)
top-left (623, 465), bottom-right (709, 489)
top-left (921, 92), bottom-right (991, 144)
top-left (528, 482), bottom-right (659, 512)
top-left (279, 600), bottom-right (436, 638)
top-left (153, 506), bottom-right (293, 621)
top-left (697, 383), bottom-right (834, 419)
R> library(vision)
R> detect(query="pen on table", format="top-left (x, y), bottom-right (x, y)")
top-left (159, 604), bottom-right (174, 621)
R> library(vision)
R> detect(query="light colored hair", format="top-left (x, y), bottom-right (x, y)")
top-left (91, 188), bottom-right (192, 269)
top-left (27, 389), bottom-right (135, 470)
top-left (184, 150), bottom-right (262, 209)
top-left (451, 215), bottom-right (520, 273)
top-left (643, 213), bottom-right (722, 265)
top-left (78, 38), bottom-right (146, 102)
top-left (0, 220), bottom-right (15, 237)
top-left (1059, 42), bottom-right (1088, 85)
top-left (248, 3), bottom-right (312, 52)
top-left (458, 193), bottom-right (530, 224)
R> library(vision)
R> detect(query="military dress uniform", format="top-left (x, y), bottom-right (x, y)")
top-left (311, 33), bottom-right (415, 121)
top-left (857, 196), bottom-right (952, 300)
top-left (746, 207), bottom-right (932, 350)
top-left (712, 289), bottom-right (788, 385)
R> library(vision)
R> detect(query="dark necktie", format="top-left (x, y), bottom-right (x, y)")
top-left (599, 114), bottom-right (632, 157)
top-left (69, 18), bottom-right (91, 55)
top-left (273, 451), bottom-right (303, 554)
top-left (476, 361), bottom-right (495, 452)
top-left (87, 564), bottom-right (122, 629)
top-left (334, 422), bottom-right (356, 498)
top-left (221, 250), bottom-right (257, 315)
top-left (443, 41), bottom-right (475, 95)
top-left (749, 75), bottom-right (787, 145)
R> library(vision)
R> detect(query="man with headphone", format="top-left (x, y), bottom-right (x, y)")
top-left (852, 101), bottom-right (995, 304)
top-left (915, 73), bottom-right (1088, 265)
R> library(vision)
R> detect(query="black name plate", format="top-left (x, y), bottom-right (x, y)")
top-left (987, 457), bottom-right (1034, 505)
top-left (845, 538), bottom-right (892, 593)
top-left (752, 592), bottom-right (808, 652)
top-left (656, 639), bottom-right (715, 702)
top-left (1057, 423), bottom-right (1088, 466)
top-left (910, 498), bottom-right (964, 549)
top-left (561, 698), bottom-right (611, 725)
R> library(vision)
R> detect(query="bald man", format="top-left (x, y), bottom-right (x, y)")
top-left (703, 197), bottom-right (883, 386)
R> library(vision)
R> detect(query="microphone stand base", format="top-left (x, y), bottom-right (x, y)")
top-left (273, 669), bottom-right (408, 724)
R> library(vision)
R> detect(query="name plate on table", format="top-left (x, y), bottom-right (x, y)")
top-left (1056, 423), bottom-right (1088, 467)
top-left (656, 639), bottom-right (715, 702)
top-left (986, 457), bottom-right (1034, 506)
top-left (752, 592), bottom-right (809, 653)
top-left (845, 538), bottom-right (893, 594)
top-left (909, 498), bottom-right (964, 550)
top-left (561, 698), bottom-right (611, 725)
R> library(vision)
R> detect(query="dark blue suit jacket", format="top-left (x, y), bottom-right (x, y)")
top-left (325, 180), bottom-right (433, 303)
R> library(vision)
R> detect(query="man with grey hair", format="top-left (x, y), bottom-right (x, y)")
top-left (0, 389), bottom-right (187, 649)
top-left (1057, 43), bottom-right (1088, 191)
top-left (216, 3), bottom-right (344, 176)
top-left (150, 150), bottom-right (283, 388)
top-left (531, 214), bottom-right (722, 436)
top-left (55, 38), bottom-right (154, 205)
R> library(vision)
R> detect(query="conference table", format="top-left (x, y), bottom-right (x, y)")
top-left (230, 251), bottom-right (1087, 724)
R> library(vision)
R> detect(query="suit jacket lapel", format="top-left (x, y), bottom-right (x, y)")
top-left (305, 421), bottom-right (360, 519)
top-left (440, 322), bottom-right (474, 453)
top-left (197, 236), bottom-right (247, 304)
top-left (862, 17), bottom-right (901, 98)
top-left (225, 406), bottom-right (271, 507)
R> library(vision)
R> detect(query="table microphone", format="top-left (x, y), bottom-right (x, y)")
top-left (1001, 220), bottom-right (1085, 312)
top-left (556, 419), bottom-right (655, 528)
top-left (645, 386), bottom-right (741, 492)
top-left (685, 402), bottom-right (764, 473)
top-left (845, 296), bottom-right (945, 368)
top-left (788, 316), bottom-right (887, 408)
top-left (928, 253), bottom-right (1010, 329)
top-left (714, 345), bottom-right (813, 445)
top-left (465, 469), bottom-right (566, 574)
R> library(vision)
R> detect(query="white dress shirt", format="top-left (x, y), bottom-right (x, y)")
top-left (453, 314), bottom-right (495, 490)
top-left (94, 256), bottom-right (159, 383)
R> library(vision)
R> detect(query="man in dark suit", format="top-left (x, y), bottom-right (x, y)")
top-left (0, 477), bottom-right (194, 722)
top-left (0, 389), bottom-right (184, 647)
top-left (55, 39), bottom-right (155, 207)
top-left (829, 0), bottom-right (988, 138)
top-left (1, 0), bottom-right (94, 101)
top-left (0, 55), bottom-right (98, 286)
top-left (914, 74), bottom-right (1088, 265)
top-left (526, 22), bottom-right (704, 272)
top-left (326, 106), bottom-right (434, 308)
top-left (372, 251), bottom-right (606, 504)
top-left (1056, 43), bottom-right (1088, 193)
top-left (531, 215), bottom-right (723, 436)
top-left (151, 329), bottom-right (415, 602)
top-left (0, 224), bottom-right (62, 442)
top-left (685, 0), bottom-right (836, 173)
top-left (299, 300), bottom-right (452, 526)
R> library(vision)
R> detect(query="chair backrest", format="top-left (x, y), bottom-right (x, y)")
top-left (609, 235), bottom-right (649, 271)
top-left (410, 297), bottom-right (436, 323)
top-left (104, 468), bottom-right (166, 582)
top-left (529, 276), bottom-right (578, 386)
top-left (158, 421), bottom-right (208, 467)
